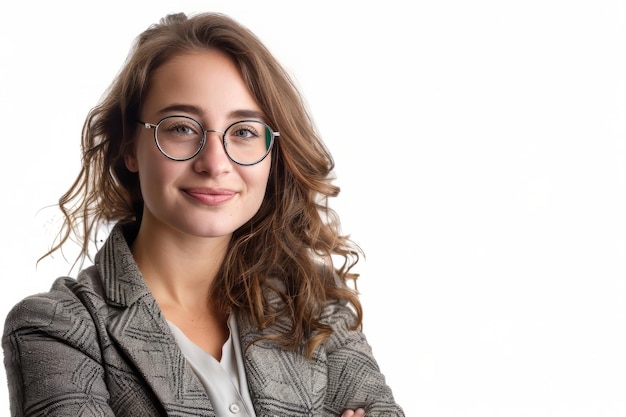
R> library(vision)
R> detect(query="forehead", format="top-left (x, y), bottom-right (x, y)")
top-left (142, 50), bottom-right (261, 121)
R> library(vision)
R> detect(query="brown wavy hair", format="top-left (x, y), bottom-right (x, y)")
top-left (45, 12), bottom-right (363, 358)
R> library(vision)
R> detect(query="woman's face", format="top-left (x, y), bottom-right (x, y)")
top-left (125, 49), bottom-right (272, 240)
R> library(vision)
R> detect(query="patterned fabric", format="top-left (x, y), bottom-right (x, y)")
top-left (3, 224), bottom-right (405, 416)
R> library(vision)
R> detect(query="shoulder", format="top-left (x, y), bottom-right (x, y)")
top-left (3, 272), bottom-right (105, 353)
top-left (321, 299), bottom-right (359, 332)
top-left (5, 276), bottom-right (85, 320)
top-left (318, 299), bottom-right (370, 351)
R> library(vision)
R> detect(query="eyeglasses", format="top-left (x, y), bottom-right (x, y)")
top-left (137, 115), bottom-right (280, 166)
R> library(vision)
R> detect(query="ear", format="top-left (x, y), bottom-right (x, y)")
top-left (124, 152), bottom-right (139, 173)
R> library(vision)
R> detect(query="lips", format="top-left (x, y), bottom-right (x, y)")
top-left (183, 187), bottom-right (236, 205)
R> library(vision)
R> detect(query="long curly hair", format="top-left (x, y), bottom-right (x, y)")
top-left (45, 11), bottom-right (363, 358)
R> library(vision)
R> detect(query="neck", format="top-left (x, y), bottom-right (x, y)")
top-left (130, 219), bottom-right (230, 313)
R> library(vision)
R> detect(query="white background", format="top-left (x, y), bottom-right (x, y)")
top-left (1, 1), bottom-right (626, 416)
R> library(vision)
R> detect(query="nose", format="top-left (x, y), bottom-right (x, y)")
top-left (192, 130), bottom-right (232, 176)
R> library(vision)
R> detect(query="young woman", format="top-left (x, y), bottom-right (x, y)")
top-left (2, 12), bottom-right (404, 417)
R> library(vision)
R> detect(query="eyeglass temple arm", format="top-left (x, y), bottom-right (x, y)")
top-left (136, 120), bottom-right (157, 129)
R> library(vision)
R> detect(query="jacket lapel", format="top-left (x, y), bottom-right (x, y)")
top-left (98, 225), bottom-right (216, 416)
top-left (237, 306), bottom-right (327, 416)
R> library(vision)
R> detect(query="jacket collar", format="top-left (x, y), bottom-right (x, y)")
top-left (95, 222), bottom-right (152, 307)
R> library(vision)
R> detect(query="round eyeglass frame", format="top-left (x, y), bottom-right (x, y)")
top-left (137, 115), bottom-right (280, 166)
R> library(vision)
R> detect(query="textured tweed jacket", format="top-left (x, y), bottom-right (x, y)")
top-left (3, 225), bottom-right (404, 417)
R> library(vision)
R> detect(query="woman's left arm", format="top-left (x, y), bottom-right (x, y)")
top-left (323, 300), bottom-right (405, 417)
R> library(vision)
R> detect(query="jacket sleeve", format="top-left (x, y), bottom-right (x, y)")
top-left (2, 282), bottom-right (116, 417)
top-left (322, 300), bottom-right (405, 417)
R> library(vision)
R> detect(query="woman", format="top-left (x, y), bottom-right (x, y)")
top-left (2, 12), bottom-right (404, 417)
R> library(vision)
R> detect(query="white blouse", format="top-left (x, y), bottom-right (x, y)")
top-left (166, 313), bottom-right (257, 416)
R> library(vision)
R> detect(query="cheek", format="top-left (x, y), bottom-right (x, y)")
top-left (141, 160), bottom-right (178, 186)
top-left (242, 161), bottom-right (271, 202)
top-left (256, 159), bottom-right (272, 192)
top-left (135, 146), bottom-right (179, 194)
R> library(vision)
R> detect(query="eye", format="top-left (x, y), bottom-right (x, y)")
top-left (231, 125), bottom-right (259, 139)
top-left (168, 122), bottom-right (200, 136)
top-left (173, 124), bottom-right (195, 135)
top-left (158, 116), bottom-right (203, 140)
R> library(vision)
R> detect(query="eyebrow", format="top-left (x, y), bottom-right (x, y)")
top-left (156, 104), bottom-right (266, 122)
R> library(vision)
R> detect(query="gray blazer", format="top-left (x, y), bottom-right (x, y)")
top-left (3, 225), bottom-right (404, 417)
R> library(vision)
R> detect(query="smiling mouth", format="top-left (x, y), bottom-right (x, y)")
top-left (184, 189), bottom-right (236, 206)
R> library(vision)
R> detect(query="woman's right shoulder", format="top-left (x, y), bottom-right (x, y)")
top-left (3, 268), bottom-right (104, 335)
top-left (2, 268), bottom-right (110, 376)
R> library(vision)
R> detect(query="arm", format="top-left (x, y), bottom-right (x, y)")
top-left (323, 301), bottom-right (405, 417)
top-left (2, 290), bottom-right (115, 417)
